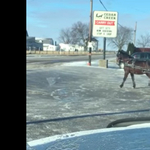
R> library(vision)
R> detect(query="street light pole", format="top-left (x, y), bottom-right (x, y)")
top-left (88, 0), bottom-right (93, 66)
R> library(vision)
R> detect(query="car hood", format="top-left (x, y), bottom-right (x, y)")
top-left (27, 123), bottom-right (150, 150)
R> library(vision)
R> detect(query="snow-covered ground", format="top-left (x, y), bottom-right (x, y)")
top-left (61, 58), bottom-right (118, 68)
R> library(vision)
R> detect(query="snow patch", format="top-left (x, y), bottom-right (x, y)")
top-left (46, 77), bottom-right (56, 86)
top-left (61, 59), bottom-right (120, 70)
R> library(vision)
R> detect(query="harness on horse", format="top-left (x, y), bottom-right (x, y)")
top-left (125, 59), bottom-right (150, 73)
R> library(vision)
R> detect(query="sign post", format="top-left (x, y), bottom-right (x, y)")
top-left (103, 37), bottom-right (106, 59)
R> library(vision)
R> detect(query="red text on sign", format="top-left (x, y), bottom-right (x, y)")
top-left (95, 20), bottom-right (115, 26)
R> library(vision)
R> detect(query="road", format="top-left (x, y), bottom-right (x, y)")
top-left (26, 54), bottom-right (115, 64)
top-left (26, 55), bottom-right (150, 142)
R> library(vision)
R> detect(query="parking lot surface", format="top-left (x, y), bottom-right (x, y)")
top-left (26, 58), bottom-right (150, 142)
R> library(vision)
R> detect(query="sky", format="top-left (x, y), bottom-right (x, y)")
top-left (27, 0), bottom-right (150, 50)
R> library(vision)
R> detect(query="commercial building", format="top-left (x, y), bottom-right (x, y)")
top-left (26, 31), bottom-right (43, 50)
top-left (26, 30), bottom-right (58, 51)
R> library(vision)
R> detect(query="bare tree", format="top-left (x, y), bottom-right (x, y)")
top-left (58, 21), bottom-right (89, 50)
top-left (137, 33), bottom-right (150, 48)
top-left (107, 26), bottom-right (133, 50)
top-left (58, 28), bottom-right (73, 44)
top-left (71, 21), bottom-right (89, 46)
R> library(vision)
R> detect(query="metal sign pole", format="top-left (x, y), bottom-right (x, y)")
top-left (103, 37), bottom-right (106, 60)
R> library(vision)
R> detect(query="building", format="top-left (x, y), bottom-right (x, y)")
top-left (35, 38), bottom-right (54, 45)
top-left (59, 43), bottom-right (84, 51)
top-left (59, 38), bottom-right (98, 52)
top-left (26, 36), bottom-right (43, 50)
top-left (26, 31), bottom-right (43, 50)
top-left (26, 30), bottom-right (59, 51)
top-left (35, 38), bottom-right (59, 51)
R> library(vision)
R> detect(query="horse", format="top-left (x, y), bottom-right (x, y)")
top-left (116, 50), bottom-right (133, 68)
top-left (116, 50), bottom-right (150, 88)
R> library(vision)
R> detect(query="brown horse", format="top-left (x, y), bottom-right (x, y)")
top-left (116, 50), bottom-right (134, 69)
top-left (116, 50), bottom-right (150, 88)
top-left (116, 50), bottom-right (133, 67)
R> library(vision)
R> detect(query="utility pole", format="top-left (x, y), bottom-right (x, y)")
top-left (87, 0), bottom-right (93, 66)
top-left (133, 22), bottom-right (137, 45)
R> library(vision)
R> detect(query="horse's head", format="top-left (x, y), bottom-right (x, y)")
top-left (116, 50), bottom-right (124, 59)
top-left (116, 50), bottom-right (132, 59)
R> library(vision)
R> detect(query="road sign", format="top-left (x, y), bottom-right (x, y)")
top-left (92, 11), bottom-right (118, 38)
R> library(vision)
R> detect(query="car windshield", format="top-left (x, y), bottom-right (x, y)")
top-left (26, 0), bottom-right (150, 148)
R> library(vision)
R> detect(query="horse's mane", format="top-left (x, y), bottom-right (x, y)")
top-left (118, 50), bottom-right (133, 58)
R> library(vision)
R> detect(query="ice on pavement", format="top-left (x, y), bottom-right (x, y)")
top-left (60, 58), bottom-right (149, 87)
top-left (61, 58), bottom-right (120, 69)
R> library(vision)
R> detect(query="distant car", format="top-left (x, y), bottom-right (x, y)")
top-left (131, 52), bottom-right (150, 60)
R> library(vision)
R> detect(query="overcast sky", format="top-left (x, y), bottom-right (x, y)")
top-left (27, 0), bottom-right (150, 50)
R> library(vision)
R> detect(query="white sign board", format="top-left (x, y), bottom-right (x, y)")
top-left (92, 11), bottom-right (118, 38)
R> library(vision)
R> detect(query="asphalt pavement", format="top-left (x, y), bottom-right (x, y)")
top-left (26, 56), bottom-right (150, 142)
top-left (26, 54), bottom-right (115, 64)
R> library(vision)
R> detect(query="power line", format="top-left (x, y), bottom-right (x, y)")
top-left (98, 0), bottom-right (124, 28)
top-left (99, 0), bottom-right (107, 11)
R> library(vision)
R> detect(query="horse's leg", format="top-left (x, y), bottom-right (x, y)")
top-left (130, 73), bottom-right (136, 88)
top-left (146, 73), bottom-right (150, 86)
top-left (120, 71), bottom-right (129, 88)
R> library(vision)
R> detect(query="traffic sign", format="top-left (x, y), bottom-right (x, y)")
top-left (92, 11), bottom-right (118, 38)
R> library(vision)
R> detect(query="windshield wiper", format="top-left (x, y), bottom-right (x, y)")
top-left (106, 117), bottom-right (150, 128)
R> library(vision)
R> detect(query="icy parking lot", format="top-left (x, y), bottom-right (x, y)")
top-left (26, 58), bottom-right (150, 142)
